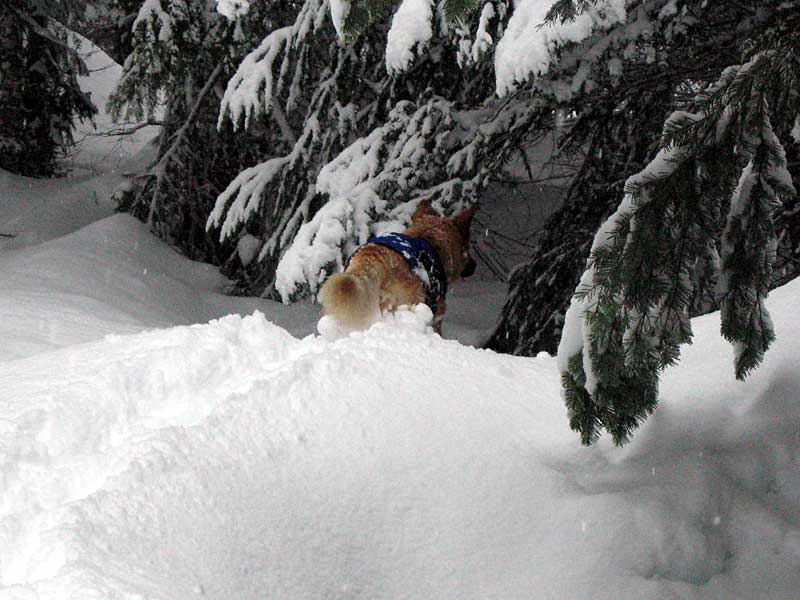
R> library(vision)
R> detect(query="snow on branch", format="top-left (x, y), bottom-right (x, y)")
top-left (274, 100), bottom-right (479, 302)
top-left (209, 108), bottom-right (324, 238)
top-left (556, 44), bottom-right (800, 445)
top-left (385, 0), bottom-right (435, 74)
top-left (329, 0), bottom-right (351, 37)
top-left (207, 156), bottom-right (292, 241)
top-left (217, 0), bottom-right (328, 130)
top-left (217, 26), bottom-right (293, 130)
top-left (494, 0), bottom-right (626, 96)
top-left (216, 0), bottom-right (252, 19)
top-left (133, 0), bottom-right (173, 43)
top-left (471, 3), bottom-right (496, 63)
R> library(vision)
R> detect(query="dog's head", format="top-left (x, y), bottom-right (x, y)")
top-left (408, 201), bottom-right (478, 282)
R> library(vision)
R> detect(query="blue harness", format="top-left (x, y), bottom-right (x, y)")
top-left (348, 232), bottom-right (448, 314)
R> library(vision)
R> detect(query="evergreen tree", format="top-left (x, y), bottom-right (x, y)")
top-left (108, 0), bottom-right (295, 262)
top-left (206, 0), bottom-right (518, 296)
top-left (489, 0), bottom-right (764, 354)
top-left (244, 0), bottom-right (798, 445)
top-left (0, 0), bottom-right (96, 177)
top-left (552, 1), bottom-right (799, 445)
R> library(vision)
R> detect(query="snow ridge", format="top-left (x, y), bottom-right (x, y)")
top-left (3, 283), bottom-right (800, 598)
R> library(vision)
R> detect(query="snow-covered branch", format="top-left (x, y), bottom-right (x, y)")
top-left (217, 27), bottom-right (293, 130)
top-left (274, 100), bottom-right (484, 301)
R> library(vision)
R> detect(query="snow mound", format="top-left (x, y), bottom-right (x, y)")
top-left (317, 303), bottom-right (434, 338)
top-left (2, 281), bottom-right (800, 598)
top-left (0, 214), bottom-right (319, 362)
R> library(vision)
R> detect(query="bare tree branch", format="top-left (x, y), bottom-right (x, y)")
top-left (87, 121), bottom-right (163, 137)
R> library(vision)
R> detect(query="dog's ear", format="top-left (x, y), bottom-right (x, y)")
top-left (412, 200), bottom-right (436, 222)
top-left (453, 204), bottom-right (477, 237)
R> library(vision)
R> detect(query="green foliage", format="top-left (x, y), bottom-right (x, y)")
top-left (0, 0), bottom-right (96, 176)
top-left (560, 2), bottom-right (799, 445)
top-left (543, 0), bottom-right (597, 25)
top-left (442, 0), bottom-right (482, 26)
top-left (338, 0), bottom-right (397, 39)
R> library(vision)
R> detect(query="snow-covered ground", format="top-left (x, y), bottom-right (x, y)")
top-left (66, 32), bottom-right (160, 177)
top-left (1, 197), bottom-right (800, 598)
top-left (1, 33), bottom-right (799, 600)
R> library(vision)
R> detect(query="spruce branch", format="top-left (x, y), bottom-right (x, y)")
top-left (146, 64), bottom-right (223, 229)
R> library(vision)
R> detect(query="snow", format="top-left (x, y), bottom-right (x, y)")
top-left (3, 211), bottom-right (800, 597)
top-left (3, 25), bottom-right (800, 600)
top-left (133, 0), bottom-right (173, 44)
top-left (216, 0), bottom-right (252, 19)
top-left (0, 211), bottom-right (321, 363)
top-left (385, 0), bottom-right (435, 74)
top-left (207, 154), bottom-right (291, 240)
top-left (494, 0), bottom-right (626, 96)
top-left (471, 3), bottom-right (495, 63)
top-left (329, 0), bottom-right (351, 38)
top-left (217, 27), bottom-right (293, 130)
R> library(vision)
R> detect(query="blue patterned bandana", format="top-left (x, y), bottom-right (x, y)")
top-left (348, 232), bottom-right (448, 314)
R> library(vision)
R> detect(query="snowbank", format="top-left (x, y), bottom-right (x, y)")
top-left (0, 168), bottom-right (117, 252)
top-left (0, 213), bottom-right (319, 362)
top-left (2, 280), bottom-right (800, 598)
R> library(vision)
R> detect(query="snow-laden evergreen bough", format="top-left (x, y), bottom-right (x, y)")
top-left (207, 0), bottom-right (634, 299)
top-left (207, 0), bottom-right (529, 299)
top-left (557, 33), bottom-right (799, 445)
top-left (208, 0), bottom-right (799, 445)
top-left (106, 0), bottom-right (301, 254)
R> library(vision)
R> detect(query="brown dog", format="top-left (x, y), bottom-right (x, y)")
top-left (320, 201), bottom-right (477, 333)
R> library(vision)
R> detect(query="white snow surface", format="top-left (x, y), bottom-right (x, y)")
top-left (2, 35), bottom-right (800, 600)
top-left (2, 161), bottom-right (800, 599)
top-left (3, 253), bottom-right (800, 598)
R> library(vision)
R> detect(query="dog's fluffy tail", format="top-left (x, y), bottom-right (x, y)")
top-left (320, 272), bottom-right (380, 330)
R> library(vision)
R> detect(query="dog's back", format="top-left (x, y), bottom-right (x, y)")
top-left (320, 202), bottom-right (476, 331)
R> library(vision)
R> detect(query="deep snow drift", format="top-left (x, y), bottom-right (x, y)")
top-left (2, 26), bottom-right (799, 599)
top-left (0, 211), bottom-right (320, 362)
top-left (1, 275), bottom-right (800, 598)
